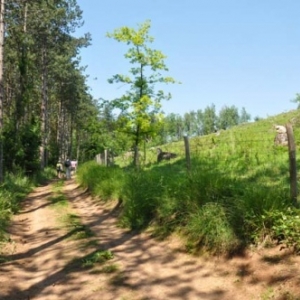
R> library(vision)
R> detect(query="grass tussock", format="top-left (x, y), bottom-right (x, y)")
top-left (81, 249), bottom-right (114, 268)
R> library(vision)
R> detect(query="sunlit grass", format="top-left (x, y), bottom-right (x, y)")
top-left (76, 110), bottom-right (300, 255)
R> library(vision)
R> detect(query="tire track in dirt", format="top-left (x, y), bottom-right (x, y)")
top-left (1, 179), bottom-right (300, 300)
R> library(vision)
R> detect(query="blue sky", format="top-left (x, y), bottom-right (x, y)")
top-left (75, 0), bottom-right (300, 119)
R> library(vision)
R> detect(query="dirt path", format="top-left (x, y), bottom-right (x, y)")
top-left (1, 179), bottom-right (300, 300)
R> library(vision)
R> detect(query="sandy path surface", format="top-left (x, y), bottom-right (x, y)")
top-left (1, 179), bottom-right (300, 300)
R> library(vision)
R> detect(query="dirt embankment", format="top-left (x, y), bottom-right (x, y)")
top-left (0, 179), bottom-right (300, 300)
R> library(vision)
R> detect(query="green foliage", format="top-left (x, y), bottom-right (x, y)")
top-left (185, 202), bottom-right (240, 254)
top-left (30, 167), bottom-right (56, 186)
top-left (82, 250), bottom-right (114, 268)
top-left (106, 20), bottom-right (178, 166)
top-left (239, 107), bottom-right (251, 123)
top-left (0, 203), bottom-right (10, 243)
top-left (119, 170), bottom-right (162, 229)
top-left (218, 105), bottom-right (240, 130)
top-left (262, 208), bottom-right (300, 253)
top-left (161, 104), bottom-right (252, 142)
top-left (3, 119), bottom-right (40, 174)
top-left (2, 0), bottom-right (97, 174)
top-left (203, 104), bottom-right (217, 134)
top-left (78, 110), bottom-right (300, 255)
top-left (162, 113), bottom-right (185, 142)
top-left (76, 161), bottom-right (125, 201)
top-left (291, 93), bottom-right (300, 109)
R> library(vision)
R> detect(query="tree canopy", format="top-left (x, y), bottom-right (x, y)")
top-left (0, 0), bottom-right (100, 179)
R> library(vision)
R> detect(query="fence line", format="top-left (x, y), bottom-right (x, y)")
top-left (95, 150), bottom-right (114, 166)
top-left (184, 123), bottom-right (298, 206)
top-left (93, 124), bottom-right (299, 206)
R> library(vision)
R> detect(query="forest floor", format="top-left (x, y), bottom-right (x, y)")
top-left (0, 179), bottom-right (300, 300)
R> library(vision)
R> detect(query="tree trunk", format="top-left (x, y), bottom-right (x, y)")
top-left (57, 98), bottom-right (62, 158)
top-left (40, 44), bottom-right (49, 169)
top-left (16, 1), bottom-right (28, 129)
top-left (0, 0), bottom-right (5, 183)
top-left (70, 113), bottom-right (74, 159)
top-left (133, 125), bottom-right (140, 168)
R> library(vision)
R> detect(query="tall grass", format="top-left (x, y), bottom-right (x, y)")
top-left (76, 161), bottom-right (125, 201)
top-left (119, 167), bottom-right (189, 230)
top-left (77, 110), bottom-right (300, 255)
top-left (185, 202), bottom-right (240, 255)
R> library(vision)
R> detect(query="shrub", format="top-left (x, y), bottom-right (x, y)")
top-left (263, 208), bottom-right (300, 253)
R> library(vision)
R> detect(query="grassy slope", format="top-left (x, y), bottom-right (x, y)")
top-left (78, 109), bottom-right (300, 255)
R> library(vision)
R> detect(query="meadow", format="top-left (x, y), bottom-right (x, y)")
top-left (76, 110), bottom-right (300, 255)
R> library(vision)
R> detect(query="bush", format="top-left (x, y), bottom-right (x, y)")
top-left (263, 208), bottom-right (300, 253)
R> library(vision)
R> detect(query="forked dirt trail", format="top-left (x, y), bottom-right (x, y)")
top-left (1, 179), bottom-right (300, 300)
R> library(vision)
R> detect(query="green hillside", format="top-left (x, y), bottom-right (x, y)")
top-left (77, 109), bottom-right (300, 255)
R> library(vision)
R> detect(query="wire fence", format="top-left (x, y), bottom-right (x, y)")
top-left (94, 124), bottom-right (299, 204)
top-left (179, 124), bottom-right (298, 205)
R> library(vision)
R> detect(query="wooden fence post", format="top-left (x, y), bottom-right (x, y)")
top-left (104, 149), bottom-right (108, 167)
top-left (184, 136), bottom-right (191, 172)
top-left (286, 123), bottom-right (298, 206)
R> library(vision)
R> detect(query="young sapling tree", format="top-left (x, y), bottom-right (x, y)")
top-left (106, 20), bottom-right (178, 167)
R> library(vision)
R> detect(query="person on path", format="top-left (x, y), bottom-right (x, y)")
top-left (64, 158), bottom-right (71, 179)
top-left (56, 161), bottom-right (63, 178)
top-left (71, 160), bottom-right (78, 175)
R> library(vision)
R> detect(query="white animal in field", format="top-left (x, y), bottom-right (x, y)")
top-left (274, 125), bottom-right (288, 146)
top-left (275, 125), bottom-right (287, 134)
